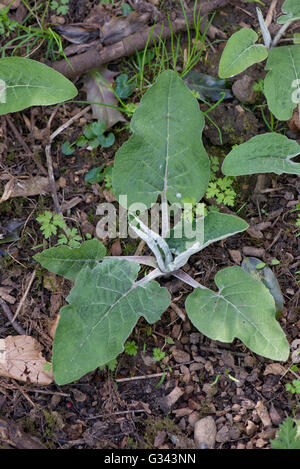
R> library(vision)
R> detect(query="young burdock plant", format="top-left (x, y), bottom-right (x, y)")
top-left (33, 70), bottom-right (300, 386)
top-left (219, 0), bottom-right (300, 122)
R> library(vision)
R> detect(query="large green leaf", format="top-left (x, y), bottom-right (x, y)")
top-left (218, 28), bottom-right (268, 79)
top-left (0, 57), bottom-right (77, 115)
top-left (278, 0), bottom-right (300, 24)
top-left (264, 46), bottom-right (300, 121)
top-left (52, 259), bottom-right (171, 384)
top-left (222, 133), bottom-right (300, 176)
top-left (167, 212), bottom-right (248, 256)
top-left (112, 70), bottom-right (210, 209)
top-left (185, 266), bottom-right (289, 361)
top-left (34, 239), bottom-right (106, 282)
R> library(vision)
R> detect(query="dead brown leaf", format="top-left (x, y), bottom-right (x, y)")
top-left (0, 176), bottom-right (51, 203)
top-left (263, 363), bottom-right (286, 376)
top-left (111, 238), bottom-right (122, 256)
top-left (0, 335), bottom-right (53, 385)
top-left (0, 287), bottom-right (15, 305)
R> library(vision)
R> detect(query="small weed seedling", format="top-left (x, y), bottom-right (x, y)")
top-left (36, 211), bottom-right (84, 248)
top-left (50, 0), bottom-right (70, 16)
top-left (286, 379), bottom-right (300, 395)
top-left (270, 417), bottom-right (300, 449)
top-left (32, 71), bottom-right (300, 385)
top-left (62, 121), bottom-right (115, 155)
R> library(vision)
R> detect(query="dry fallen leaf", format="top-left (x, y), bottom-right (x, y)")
top-left (263, 363), bottom-right (286, 376)
top-left (0, 176), bottom-right (51, 203)
top-left (0, 335), bottom-right (53, 385)
top-left (83, 67), bottom-right (126, 129)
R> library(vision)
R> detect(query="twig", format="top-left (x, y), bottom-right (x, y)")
top-left (11, 270), bottom-right (36, 323)
top-left (85, 408), bottom-right (149, 420)
top-left (45, 105), bottom-right (91, 214)
top-left (265, 0), bottom-right (278, 28)
top-left (0, 298), bottom-right (26, 335)
top-left (115, 372), bottom-right (164, 383)
top-left (266, 228), bottom-right (283, 251)
top-left (5, 115), bottom-right (47, 176)
top-left (52, 0), bottom-right (230, 79)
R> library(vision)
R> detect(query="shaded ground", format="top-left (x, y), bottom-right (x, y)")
top-left (0, 0), bottom-right (300, 450)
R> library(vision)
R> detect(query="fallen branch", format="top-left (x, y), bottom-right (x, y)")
top-left (52, 0), bottom-right (230, 79)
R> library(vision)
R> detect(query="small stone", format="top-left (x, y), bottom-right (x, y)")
top-left (255, 401), bottom-right (272, 428)
top-left (228, 249), bottom-right (242, 264)
top-left (189, 333), bottom-right (201, 344)
top-left (245, 420), bottom-right (258, 436)
top-left (269, 405), bottom-right (282, 426)
top-left (242, 246), bottom-right (265, 257)
top-left (232, 75), bottom-right (258, 103)
top-left (194, 416), bottom-right (217, 449)
top-left (256, 438), bottom-right (267, 448)
top-left (188, 411), bottom-right (200, 428)
top-left (171, 348), bottom-right (191, 364)
top-left (216, 425), bottom-right (230, 443)
top-left (172, 324), bottom-right (181, 339)
top-left (189, 363), bottom-right (203, 372)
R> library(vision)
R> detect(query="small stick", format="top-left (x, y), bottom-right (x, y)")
top-left (5, 115), bottom-right (47, 176)
top-left (265, 0), bottom-right (278, 28)
top-left (115, 372), bottom-right (164, 383)
top-left (11, 270), bottom-right (36, 323)
top-left (266, 228), bottom-right (283, 251)
top-left (0, 298), bottom-right (26, 335)
top-left (86, 408), bottom-right (149, 420)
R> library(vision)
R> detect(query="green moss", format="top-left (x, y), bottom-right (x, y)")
top-left (127, 415), bottom-right (183, 449)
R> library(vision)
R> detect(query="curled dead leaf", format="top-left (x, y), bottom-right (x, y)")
top-left (0, 335), bottom-right (53, 385)
top-left (0, 176), bottom-right (51, 203)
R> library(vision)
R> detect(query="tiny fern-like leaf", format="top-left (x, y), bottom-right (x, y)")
top-left (52, 259), bottom-right (171, 385)
top-left (185, 266), bottom-right (289, 362)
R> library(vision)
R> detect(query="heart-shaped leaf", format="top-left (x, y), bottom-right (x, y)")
top-left (34, 239), bottom-right (106, 282)
top-left (53, 259), bottom-right (171, 384)
top-left (185, 266), bottom-right (289, 361)
top-left (0, 57), bottom-right (77, 115)
top-left (222, 133), bottom-right (300, 176)
top-left (278, 0), bottom-right (300, 24)
top-left (112, 70), bottom-right (210, 209)
top-left (264, 46), bottom-right (300, 121)
top-left (218, 28), bottom-right (268, 79)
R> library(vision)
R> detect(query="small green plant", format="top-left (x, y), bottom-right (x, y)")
top-left (36, 211), bottom-right (83, 248)
top-left (206, 177), bottom-right (236, 207)
top-left (286, 379), bottom-right (300, 395)
top-left (62, 121), bottom-right (115, 155)
top-left (50, 0), bottom-right (69, 15)
top-left (219, 0), bottom-right (300, 122)
top-left (33, 71), bottom-right (300, 385)
top-left (153, 347), bottom-right (166, 362)
top-left (0, 5), bottom-right (18, 37)
top-left (124, 340), bottom-right (138, 356)
top-left (271, 417), bottom-right (300, 449)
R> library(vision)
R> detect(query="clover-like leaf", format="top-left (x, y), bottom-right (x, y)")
top-left (218, 28), bottom-right (268, 79)
top-left (222, 133), bottom-right (300, 176)
top-left (52, 259), bottom-right (171, 384)
top-left (185, 266), bottom-right (289, 361)
top-left (34, 239), bottom-right (106, 282)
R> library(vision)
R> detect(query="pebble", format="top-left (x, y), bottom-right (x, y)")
top-left (194, 416), bottom-right (217, 449)
top-left (171, 348), bottom-right (191, 363)
top-left (255, 401), bottom-right (272, 428)
top-left (245, 420), bottom-right (258, 436)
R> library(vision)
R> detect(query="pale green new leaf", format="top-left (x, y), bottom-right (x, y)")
top-left (167, 212), bottom-right (248, 256)
top-left (185, 266), bottom-right (289, 361)
top-left (218, 28), bottom-right (268, 79)
top-left (278, 0), bottom-right (300, 24)
top-left (34, 239), bottom-right (106, 282)
top-left (112, 70), bottom-right (210, 209)
top-left (222, 133), bottom-right (300, 176)
top-left (264, 46), bottom-right (300, 121)
top-left (52, 259), bottom-right (171, 384)
top-left (0, 57), bottom-right (78, 115)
